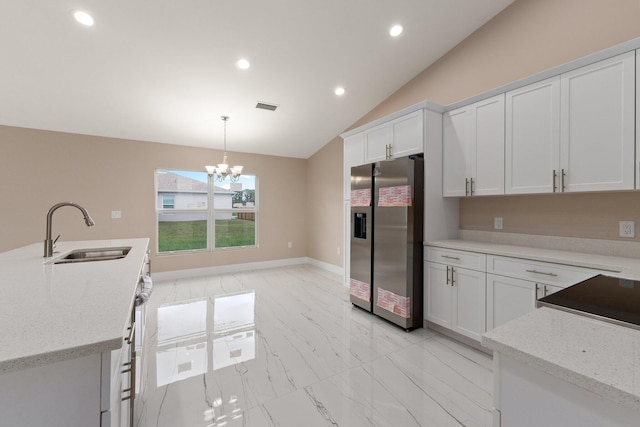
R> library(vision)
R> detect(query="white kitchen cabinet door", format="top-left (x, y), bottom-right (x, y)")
top-left (536, 282), bottom-right (563, 299)
top-left (390, 110), bottom-right (423, 158)
top-left (451, 267), bottom-right (486, 341)
top-left (560, 51), bottom-right (635, 192)
top-left (486, 274), bottom-right (536, 330)
top-left (505, 77), bottom-right (561, 194)
top-left (425, 261), bottom-right (453, 329)
top-left (471, 94), bottom-right (505, 196)
top-left (442, 106), bottom-right (471, 197)
top-left (364, 123), bottom-right (391, 163)
top-left (343, 133), bottom-right (365, 200)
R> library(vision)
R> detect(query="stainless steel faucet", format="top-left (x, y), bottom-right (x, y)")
top-left (44, 202), bottom-right (95, 257)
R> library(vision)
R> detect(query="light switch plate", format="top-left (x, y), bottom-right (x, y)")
top-left (619, 221), bottom-right (635, 238)
top-left (111, 210), bottom-right (122, 219)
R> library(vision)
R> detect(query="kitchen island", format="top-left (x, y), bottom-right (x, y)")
top-left (483, 307), bottom-right (640, 427)
top-left (0, 238), bottom-right (149, 426)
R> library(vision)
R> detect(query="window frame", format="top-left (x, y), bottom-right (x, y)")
top-left (155, 169), bottom-right (258, 254)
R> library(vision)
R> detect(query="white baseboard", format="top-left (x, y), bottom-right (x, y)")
top-left (306, 258), bottom-right (344, 277)
top-left (152, 257), bottom-right (344, 282)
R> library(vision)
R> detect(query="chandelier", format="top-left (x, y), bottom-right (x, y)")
top-left (205, 116), bottom-right (243, 182)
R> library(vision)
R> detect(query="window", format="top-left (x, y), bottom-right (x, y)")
top-left (156, 169), bottom-right (258, 253)
top-left (162, 195), bottom-right (175, 209)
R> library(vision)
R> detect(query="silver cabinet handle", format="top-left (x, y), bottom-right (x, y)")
top-left (470, 178), bottom-right (475, 196)
top-left (446, 266), bottom-right (450, 285)
top-left (124, 321), bottom-right (135, 344)
top-left (552, 170), bottom-right (557, 192)
top-left (561, 168), bottom-right (567, 192)
top-left (465, 178), bottom-right (470, 196)
top-left (441, 255), bottom-right (461, 260)
top-left (544, 284), bottom-right (550, 296)
top-left (526, 269), bottom-right (558, 277)
top-left (535, 283), bottom-right (540, 301)
top-left (451, 267), bottom-right (456, 286)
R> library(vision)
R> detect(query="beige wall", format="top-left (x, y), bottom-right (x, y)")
top-left (0, 125), bottom-right (308, 272)
top-left (346, 0), bottom-right (640, 243)
top-left (306, 136), bottom-right (344, 266)
top-left (5, 0), bottom-right (640, 274)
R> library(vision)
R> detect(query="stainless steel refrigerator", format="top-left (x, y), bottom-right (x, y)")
top-left (349, 155), bottom-right (424, 330)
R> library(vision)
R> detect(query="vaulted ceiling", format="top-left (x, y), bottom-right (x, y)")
top-left (0, 0), bottom-right (514, 158)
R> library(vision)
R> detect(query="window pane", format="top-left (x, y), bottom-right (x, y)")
top-left (157, 169), bottom-right (208, 210)
top-left (214, 175), bottom-right (257, 249)
top-left (215, 216), bottom-right (256, 247)
top-left (157, 169), bottom-right (209, 252)
top-left (158, 212), bottom-right (207, 252)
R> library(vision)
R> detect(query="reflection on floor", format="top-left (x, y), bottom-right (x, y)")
top-left (135, 264), bottom-right (493, 427)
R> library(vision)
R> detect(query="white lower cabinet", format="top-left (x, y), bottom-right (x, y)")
top-left (425, 248), bottom-right (487, 341)
top-left (426, 246), bottom-right (605, 341)
top-left (486, 255), bottom-right (602, 330)
top-left (486, 274), bottom-right (536, 330)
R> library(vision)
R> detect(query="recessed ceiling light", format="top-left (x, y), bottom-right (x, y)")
top-left (237, 59), bottom-right (250, 70)
top-left (389, 24), bottom-right (403, 37)
top-left (334, 87), bottom-right (346, 96)
top-left (73, 10), bottom-right (95, 26)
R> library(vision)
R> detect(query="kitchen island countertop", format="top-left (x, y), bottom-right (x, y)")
top-left (0, 238), bottom-right (149, 374)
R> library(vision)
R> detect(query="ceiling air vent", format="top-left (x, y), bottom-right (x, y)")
top-left (256, 102), bottom-right (278, 111)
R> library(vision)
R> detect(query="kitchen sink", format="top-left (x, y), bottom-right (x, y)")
top-left (53, 246), bottom-right (131, 264)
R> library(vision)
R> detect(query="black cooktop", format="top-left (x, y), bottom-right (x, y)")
top-left (538, 275), bottom-right (640, 330)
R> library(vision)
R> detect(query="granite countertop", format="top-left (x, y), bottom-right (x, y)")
top-left (424, 238), bottom-right (640, 410)
top-left (0, 238), bottom-right (149, 374)
top-left (482, 307), bottom-right (640, 410)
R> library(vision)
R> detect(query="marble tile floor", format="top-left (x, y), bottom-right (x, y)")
top-left (135, 264), bottom-right (493, 427)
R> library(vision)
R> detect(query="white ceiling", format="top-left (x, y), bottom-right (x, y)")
top-left (0, 0), bottom-right (514, 159)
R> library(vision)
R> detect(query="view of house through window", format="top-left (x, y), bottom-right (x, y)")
top-left (156, 169), bottom-right (257, 253)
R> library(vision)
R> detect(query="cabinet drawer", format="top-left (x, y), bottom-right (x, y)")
top-left (486, 255), bottom-right (600, 286)
top-left (426, 247), bottom-right (486, 271)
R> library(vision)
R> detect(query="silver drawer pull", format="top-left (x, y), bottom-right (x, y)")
top-left (526, 269), bottom-right (558, 277)
top-left (441, 255), bottom-right (461, 260)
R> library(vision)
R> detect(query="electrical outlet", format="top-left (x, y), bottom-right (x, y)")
top-left (111, 210), bottom-right (121, 219)
top-left (287, 242), bottom-right (293, 248)
top-left (494, 217), bottom-right (503, 230)
top-left (619, 221), bottom-right (635, 238)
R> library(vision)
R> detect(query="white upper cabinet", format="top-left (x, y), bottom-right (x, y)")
top-left (343, 108), bottom-right (426, 200)
top-left (472, 94), bottom-right (505, 196)
top-left (560, 51), bottom-right (635, 192)
top-left (364, 110), bottom-right (424, 163)
top-left (443, 106), bottom-right (471, 197)
top-left (505, 77), bottom-right (561, 194)
top-left (389, 110), bottom-right (424, 158)
top-left (343, 133), bottom-right (365, 200)
top-left (443, 94), bottom-right (505, 197)
top-left (364, 122), bottom-right (391, 163)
